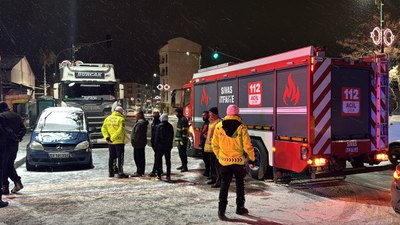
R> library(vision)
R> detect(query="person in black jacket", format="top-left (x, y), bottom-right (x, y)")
top-left (200, 111), bottom-right (210, 177)
top-left (0, 116), bottom-right (9, 208)
top-left (0, 102), bottom-right (26, 195)
top-left (154, 113), bottom-right (174, 182)
top-left (130, 110), bottom-right (149, 177)
top-left (149, 111), bottom-right (161, 177)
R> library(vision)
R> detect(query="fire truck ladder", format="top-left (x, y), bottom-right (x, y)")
top-left (374, 57), bottom-right (389, 150)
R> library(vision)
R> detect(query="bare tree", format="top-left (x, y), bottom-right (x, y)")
top-left (337, 14), bottom-right (400, 114)
top-left (38, 49), bottom-right (56, 96)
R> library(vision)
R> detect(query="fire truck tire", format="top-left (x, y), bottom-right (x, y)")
top-left (389, 145), bottom-right (400, 166)
top-left (350, 157), bottom-right (364, 168)
top-left (186, 135), bottom-right (196, 157)
top-left (247, 139), bottom-right (271, 180)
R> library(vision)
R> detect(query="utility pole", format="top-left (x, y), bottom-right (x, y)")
top-left (43, 65), bottom-right (47, 96)
top-left (380, 0), bottom-right (384, 53)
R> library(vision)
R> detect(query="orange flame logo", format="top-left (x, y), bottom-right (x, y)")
top-left (201, 86), bottom-right (209, 106)
top-left (283, 74), bottom-right (300, 106)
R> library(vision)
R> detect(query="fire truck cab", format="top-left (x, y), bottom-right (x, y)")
top-left (172, 46), bottom-right (389, 181)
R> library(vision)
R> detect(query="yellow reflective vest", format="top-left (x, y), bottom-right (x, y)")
top-left (101, 111), bottom-right (126, 144)
top-left (204, 117), bottom-right (221, 153)
top-left (212, 115), bottom-right (255, 166)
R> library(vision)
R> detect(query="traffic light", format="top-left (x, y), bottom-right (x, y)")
top-left (213, 50), bottom-right (219, 59)
top-left (212, 45), bottom-right (220, 60)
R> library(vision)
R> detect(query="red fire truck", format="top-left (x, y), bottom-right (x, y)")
top-left (172, 46), bottom-right (389, 181)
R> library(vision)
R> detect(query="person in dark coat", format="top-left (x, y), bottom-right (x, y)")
top-left (174, 107), bottom-right (189, 172)
top-left (200, 111), bottom-right (210, 177)
top-left (0, 102), bottom-right (26, 195)
top-left (130, 110), bottom-right (149, 177)
top-left (149, 111), bottom-right (161, 177)
top-left (0, 116), bottom-right (9, 208)
top-left (154, 113), bottom-right (174, 182)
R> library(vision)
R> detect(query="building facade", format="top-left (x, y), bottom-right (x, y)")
top-left (0, 55), bottom-right (36, 126)
top-left (122, 81), bottom-right (154, 112)
top-left (158, 37), bottom-right (201, 113)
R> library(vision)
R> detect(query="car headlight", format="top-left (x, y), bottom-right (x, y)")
top-left (74, 141), bottom-right (90, 150)
top-left (29, 141), bottom-right (44, 150)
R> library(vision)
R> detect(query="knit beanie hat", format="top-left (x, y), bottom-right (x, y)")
top-left (226, 104), bottom-right (239, 115)
top-left (209, 107), bottom-right (219, 115)
top-left (114, 106), bottom-right (124, 114)
top-left (175, 107), bottom-right (183, 114)
top-left (160, 113), bottom-right (169, 122)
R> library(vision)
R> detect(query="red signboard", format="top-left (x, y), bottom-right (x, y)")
top-left (248, 81), bottom-right (262, 107)
top-left (342, 87), bottom-right (360, 116)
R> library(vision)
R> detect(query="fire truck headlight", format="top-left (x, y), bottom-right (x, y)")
top-left (300, 146), bottom-right (308, 160)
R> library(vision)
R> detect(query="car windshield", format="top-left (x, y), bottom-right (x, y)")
top-left (61, 82), bottom-right (116, 101)
top-left (36, 111), bottom-right (85, 132)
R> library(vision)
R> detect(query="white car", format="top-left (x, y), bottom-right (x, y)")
top-left (389, 115), bottom-right (400, 165)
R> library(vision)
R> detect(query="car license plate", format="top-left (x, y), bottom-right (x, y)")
top-left (49, 153), bottom-right (70, 159)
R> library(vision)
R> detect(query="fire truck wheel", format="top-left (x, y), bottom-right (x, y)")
top-left (186, 135), bottom-right (196, 157)
top-left (246, 139), bottom-right (271, 180)
top-left (389, 145), bottom-right (400, 166)
top-left (350, 157), bottom-right (365, 168)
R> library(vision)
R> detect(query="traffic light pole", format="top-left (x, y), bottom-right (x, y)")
top-left (208, 46), bottom-right (245, 62)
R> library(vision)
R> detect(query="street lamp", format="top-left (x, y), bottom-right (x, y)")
top-left (185, 51), bottom-right (201, 69)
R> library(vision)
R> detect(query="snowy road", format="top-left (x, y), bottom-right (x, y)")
top-left (1, 144), bottom-right (400, 225)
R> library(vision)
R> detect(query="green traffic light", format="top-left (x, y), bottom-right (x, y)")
top-left (213, 51), bottom-right (219, 59)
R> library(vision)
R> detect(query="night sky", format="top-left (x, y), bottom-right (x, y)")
top-left (1, 0), bottom-right (399, 85)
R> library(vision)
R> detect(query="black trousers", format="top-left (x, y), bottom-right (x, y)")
top-left (210, 153), bottom-right (221, 183)
top-left (134, 147), bottom-right (146, 175)
top-left (155, 148), bottom-right (171, 177)
top-left (219, 164), bottom-right (246, 209)
top-left (0, 144), bottom-right (5, 197)
top-left (2, 141), bottom-right (20, 186)
top-left (108, 144), bottom-right (125, 174)
top-left (151, 147), bottom-right (162, 173)
top-left (177, 139), bottom-right (188, 167)
top-left (202, 150), bottom-right (211, 174)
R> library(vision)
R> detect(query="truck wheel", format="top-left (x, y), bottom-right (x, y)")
top-left (389, 145), bottom-right (400, 166)
top-left (26, 159), bottom-right (35, 171)
top-left (246, 139), bottom-right (271, 180)
top-left (351, 157), bottom-right (364, 168)
top-left (186, 135), bottom-right (196, 157)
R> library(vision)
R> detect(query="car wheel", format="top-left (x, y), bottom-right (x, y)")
top-left (389, 145), bottom-right (400, 166)
top-left (26, 159), bottom-right (36, 171)
top-left (246, 139), bottom-right (272, 180)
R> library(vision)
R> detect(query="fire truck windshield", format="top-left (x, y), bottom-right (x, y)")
top-left (62, 82), bottom-right (116, 101)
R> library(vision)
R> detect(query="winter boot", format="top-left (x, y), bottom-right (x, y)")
top-left (180, 165), bottom-right (188, 172)
top-left (236, 206), bottom-right (249, 215)
top-left (218, 202), bottom-right (227, 220)
top-left (0, 196), bottom-right (8, 208)
top-left (1, 185), bottom-right (9, 195)
top-left (11, 180), bottom-right (23, 194)
top-left (0, 200), bottom-right (8, 208)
